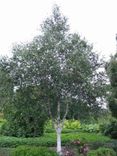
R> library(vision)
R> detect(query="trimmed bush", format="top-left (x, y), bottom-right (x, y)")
top-left (88, 147), bottom-right (116, 156)
top-left (11, 146), bottom-right (58, 156)
top-left (0, 132), bottom-right (111, 148)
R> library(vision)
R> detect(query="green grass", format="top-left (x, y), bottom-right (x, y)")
top-left (0, 132), bottom-right (111, 148)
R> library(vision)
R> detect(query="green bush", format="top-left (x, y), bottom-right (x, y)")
top-left (64, 120), bottom-right (81, 130)
top-left (1, 117), bottom-right (46, 137)
top-left (45, 120), bottom-right (81, 133)
top-left (99, 122), bottom-right (109, 134)
top-left (100, 120), bottom-right (117, 139)
top-left (1, 86), bottom-right (47, 137)
top-left (87, 147), bottom-right (116, 156)
top-left (11, 146), bottom-right (58, 156)
top-left (80, 124), bottom-right (99, 133)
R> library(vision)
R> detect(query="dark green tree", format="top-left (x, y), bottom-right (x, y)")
top-left (0, 57), bottom-right (13, 112)
top-left (107, 54), bottom-right (117, 118)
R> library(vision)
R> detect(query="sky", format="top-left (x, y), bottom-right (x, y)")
top-left (0, 0), bottom-right (117, 60)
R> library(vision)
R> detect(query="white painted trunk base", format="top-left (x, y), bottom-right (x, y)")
top-left (56, 127), bottom-right (62, 155)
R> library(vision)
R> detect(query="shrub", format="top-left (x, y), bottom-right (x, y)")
top-left (11, 146), bottom-right (58, 156)
top-left (87, 147), bottom-right (116, 156)
top-left (80, 124), bottom-right (99, 133)
top-left (1, 86), bottom-right (47, 137)
top-left (45, 120), bottom-right (81, 133)
top-left (1, 117), bottom-right (46, 137)
top-left (64, 120), bottom-right (81, 130)
top-left (100, 120), bottom-right (117, 139)
top-left (99, 122), bottom-right (109, 134)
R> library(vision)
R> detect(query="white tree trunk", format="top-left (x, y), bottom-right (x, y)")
top-left (56, 126), bottom-right (62, 155)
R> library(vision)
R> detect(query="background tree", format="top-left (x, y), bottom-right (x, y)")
top-left (107, 54), bottom-right (117, 118)
top-left (0, 57), bottom-right (13, 112)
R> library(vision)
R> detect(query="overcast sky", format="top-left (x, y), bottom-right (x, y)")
top-left (0, 0), bottom-right (117, 60)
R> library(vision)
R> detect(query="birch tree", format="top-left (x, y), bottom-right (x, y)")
top-left (7, 5), bottom-right (105, 155)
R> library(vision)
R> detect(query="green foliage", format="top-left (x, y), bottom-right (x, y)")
top-left (0, 118), bottom-right (6, 127)
top-left (106, 55), bottom-right (117, 118)
top-left (108, 96), bottom-right (117, 118)
top-left (1, 117), bottom-right (45, 138)
top-left (45, 120), bottom-right (81, 132)
top-left (64, 120), bottom-right (81, 130)
top-left (0, 6), bottom-right (107, 152)
top-left (99, 122), bottom-right (109, 134)
top-left (11, 146), bottom-right (58, 156)
top-left (0, 57), bottom-right (13, 112)
top-left (2, 5), bottom-right (106, 125)
top-left (100, 120), bottom-right (117, 139)
top-left (80, 124), bottom-right (99, 133)
top-left (87, 147), bottom-right (116, 156)
top-left (1, 86), bottom-right (47, 137)
top-left (0, 132), bottom-right (111, 148)
top-left (44, 120), bottom-right (54, 133)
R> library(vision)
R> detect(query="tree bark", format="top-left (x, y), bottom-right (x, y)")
top-left (56, 126), bottom-right (62, 156)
